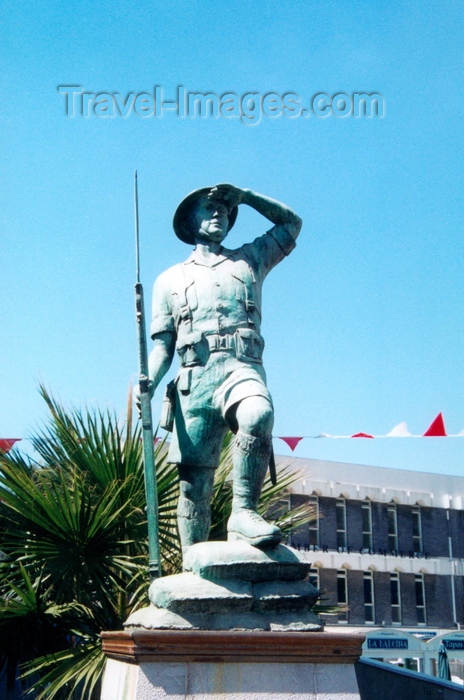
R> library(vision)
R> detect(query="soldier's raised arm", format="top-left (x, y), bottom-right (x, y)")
top-left (209, 184), bottom-right (302, 241)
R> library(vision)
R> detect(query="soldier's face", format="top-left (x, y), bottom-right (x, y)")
top-left (193, 196), bottom-right (229, 243)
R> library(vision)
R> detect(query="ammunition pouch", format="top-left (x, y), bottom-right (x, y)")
top-left (234, 328), bottom-right (264, 363)
top-left (177, 331), bottom-right (209, 367)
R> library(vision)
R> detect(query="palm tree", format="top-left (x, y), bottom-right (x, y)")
top-left (0, 388), bottom-right (315, 699)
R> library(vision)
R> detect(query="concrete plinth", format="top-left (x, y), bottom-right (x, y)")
top-left (101, 629), bottom-right (363, 699)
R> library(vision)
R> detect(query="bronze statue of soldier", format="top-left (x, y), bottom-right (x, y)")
top-left (145, 184), bottom-right (302, 555)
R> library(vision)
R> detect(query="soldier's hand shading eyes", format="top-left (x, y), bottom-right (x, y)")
top-left (208, 184), bottom-right (244, 209)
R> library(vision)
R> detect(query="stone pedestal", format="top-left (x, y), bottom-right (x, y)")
top-left (125, 542), bottom-right (323, 632)
top-left (101, 629), bottom-right (364, 699)
top-left (102, 543), bottom-right (362, 698)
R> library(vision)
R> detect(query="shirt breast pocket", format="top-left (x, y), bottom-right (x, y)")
top-left (232, 259), bottom-right (255, 298)
top-left (231, 264), bottom-right (260, 324)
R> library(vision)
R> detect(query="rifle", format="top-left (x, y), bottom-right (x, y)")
top-left (134, 171), bottom-right (162, 580)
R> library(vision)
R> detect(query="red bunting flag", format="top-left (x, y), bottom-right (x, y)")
top-left (423, 412), bottom-right (447, 437)
top-left (0, 439), bottom-right (21, 452)
top-left (279, 437), bottom-right (304, 451)
top-left (351, 432), bottom-right (374, 439)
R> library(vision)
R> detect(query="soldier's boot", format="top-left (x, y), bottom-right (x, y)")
top-left (227, 432), bottom-right (282, 549)
top-left (177, 496), bottom-right (211, 561)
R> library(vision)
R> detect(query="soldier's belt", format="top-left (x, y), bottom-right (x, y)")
top-left (177, 329), bottom-right (264, 367)
top-left (206, 333), bottom-right (236, 352)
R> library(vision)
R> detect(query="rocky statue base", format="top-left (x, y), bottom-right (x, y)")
top-left (101, 543), bottom-right (363, 699)
top-left (125, 541), bottom-right (323, 632)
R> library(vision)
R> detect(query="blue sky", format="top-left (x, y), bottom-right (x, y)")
top-left (1, 0), bottom-right (463, 474)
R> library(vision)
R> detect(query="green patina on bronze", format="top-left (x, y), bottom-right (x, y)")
top-left (147, 184), bottom-right (302, 556)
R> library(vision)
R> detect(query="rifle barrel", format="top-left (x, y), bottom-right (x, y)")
top-left (134, 172), bottom-right (162, 580)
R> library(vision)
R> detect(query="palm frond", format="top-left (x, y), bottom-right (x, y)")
top-left (0, 564), bottom-right (86, 692)
top-left (23, 642), bottom-right (104, 700)
top-left (0, 392), bottom-right (319, 698)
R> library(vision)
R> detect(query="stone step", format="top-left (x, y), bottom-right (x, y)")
top-left (253, 580), bottom-right (320, 612)
top-left (149, 572), bottom-right (320, 615)
top-left (183, 541), bottom-right (311, 582)
top-left (150, 573), bottom-right (253, 614)
top-left (125, 605), bottom-right (323, 632)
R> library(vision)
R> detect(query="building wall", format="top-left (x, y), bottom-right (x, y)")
top-left (319, 497), bottom-right (338, 551)
top-left (421, 507), bottom-right (449, 558)
top-left (287, 471), bottom-right (464, 633)
top-left (399, 573), bottom-right (420, 626)
top-left (455, 576), bottom-right (464, 625)
top-left (290, 494), bottom-right (460, 558)
top-left (449, 510), bottom-right (464, 559)
top-left (346, 500), bottom-right (363, 552)
top-left (371, 502), bottom-right (389, 552)
top-left (288, 494), bottom-right (311, 549)
top-left (397, 505), bottom-right (414, 554)
top-left (373, 572), bottom-right (392, 626)
top-left (318, 568), bottom-right (337, 608)
top-left (347, 570), bottom-right (365, 624)
top-left (424, 574), bottom-right (454, 628)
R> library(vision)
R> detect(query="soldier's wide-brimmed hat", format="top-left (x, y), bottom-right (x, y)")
top-left (173, 187), bottom-right (238, 244)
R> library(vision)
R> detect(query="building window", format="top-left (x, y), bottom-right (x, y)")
top-left (390, 573), bottom-right (401, 624)
top-left (387, 504), bottom-right (398, 551)
top-left (415, 574), bottom-right (426, 624)
top-left (412, 507), bottom-right (422, 553)
top-left (337, 569), bottom-right (348, 622)
top-left (309, 567), bottom-right (319, 590)
top-left (308, 495), bottom-right (319, 547)
top-left (362, 500), bottom-right (373, 550)
top-left (363, 571), bottom-right (375, 624)
top-left (336, 499), bottom-right (347, 550)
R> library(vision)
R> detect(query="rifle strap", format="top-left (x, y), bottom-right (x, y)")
top-left (269, 445), bottom-right (277, 486)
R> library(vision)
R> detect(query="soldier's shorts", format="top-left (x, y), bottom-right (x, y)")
top-left (167, 354), bottom-right (273, 468)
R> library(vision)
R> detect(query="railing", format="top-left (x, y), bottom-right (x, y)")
top-left (356, 657), bottom-right (464, 700)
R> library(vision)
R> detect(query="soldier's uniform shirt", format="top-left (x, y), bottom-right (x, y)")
top-left (151, 224), bottom-right (296, 467)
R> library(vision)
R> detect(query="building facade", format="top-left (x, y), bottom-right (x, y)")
top-left (279, 456), bottom-right (464, 633)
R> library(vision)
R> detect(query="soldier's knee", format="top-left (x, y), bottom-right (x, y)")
top-left (234, 396), bottom-right (274, 436)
